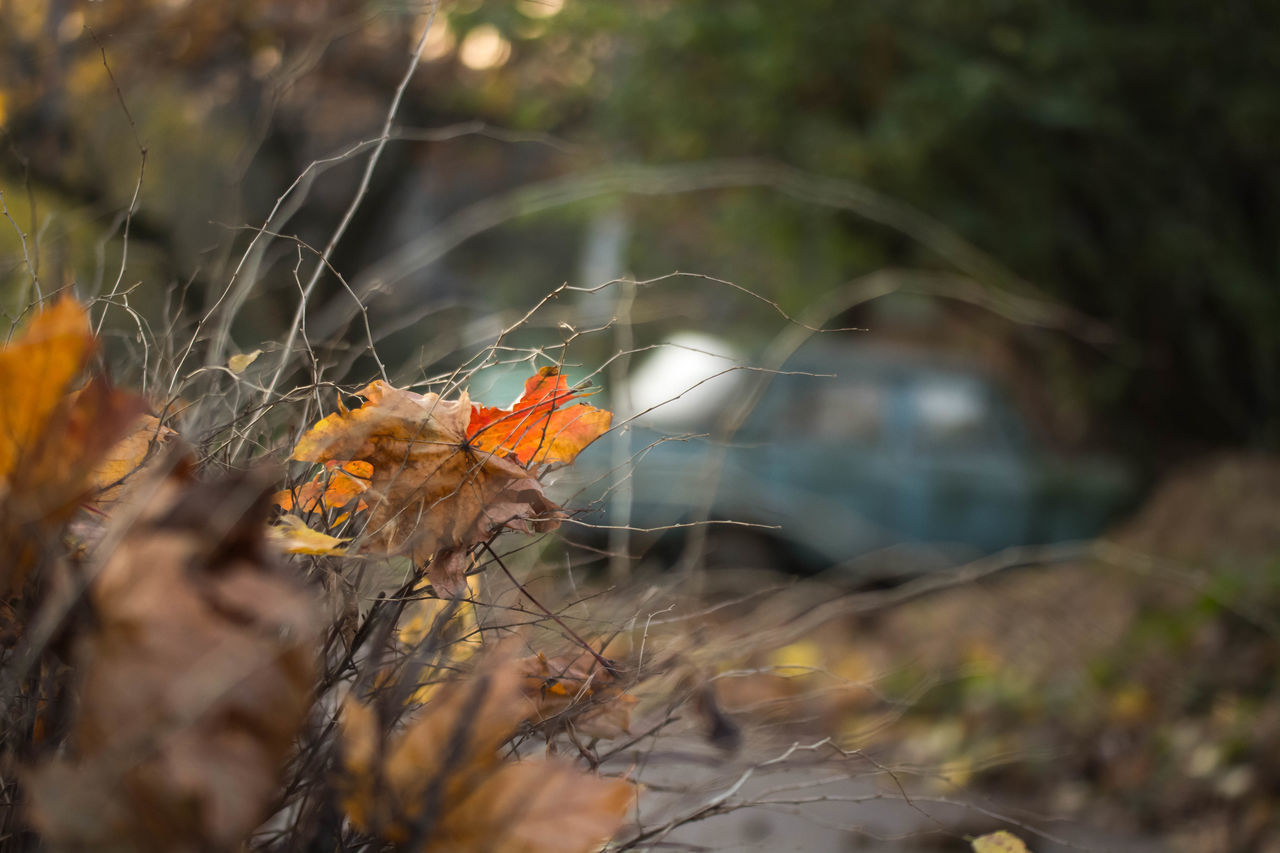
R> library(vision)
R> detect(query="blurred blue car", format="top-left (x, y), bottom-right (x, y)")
top-left (558, 333), bottom-right (1138, 578)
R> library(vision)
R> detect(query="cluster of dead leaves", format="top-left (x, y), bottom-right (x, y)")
top-left (1, 299), bottom-right (638, 852)
top-left (341, 650), bottom-right (633, 852)
top-left (0, 300), bottom-right (311, 852)
top-left (278, 368), bottom-right (611, 594)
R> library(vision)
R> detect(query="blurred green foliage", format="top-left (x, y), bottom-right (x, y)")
top-left (464, 0), bottom-right (1280, 451)
top-left (3, 0), bottom-right (1277, 452)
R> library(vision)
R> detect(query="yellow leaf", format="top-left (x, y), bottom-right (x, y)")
top-left (228, 349), bottom-right (262, 375)
top-left (268, 513), bottom-right (350, 555)
top-left (767, 639), bottom-right (825, 673)
top-left (972, 830), bottom-right (1032, 853)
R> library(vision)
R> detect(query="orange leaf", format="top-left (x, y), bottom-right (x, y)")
top-left (467, 367), bottom-right (612, 466)
top-left (90, 413), bottom-right (177, 506)
top-left (273, 460), bottom-right (371, 516)
top-left (0, 296), bottom-right (95, 485)
top-left (0, 297), bottom-right (143, 606)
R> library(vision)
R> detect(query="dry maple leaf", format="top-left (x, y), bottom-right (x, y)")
top-left (26, 464), bottom-right (320, 852)
top-left (467, 366), bottom-right (612, 466)
top-left (288, 379), bottom-right (568, 594)
top-left (340, 650), bottom-right (633, 851)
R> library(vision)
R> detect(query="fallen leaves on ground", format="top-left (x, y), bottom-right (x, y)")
top-left (340, 651), bottom-right (634, 851)
top-left (26, 464), bottom-right (320, 851)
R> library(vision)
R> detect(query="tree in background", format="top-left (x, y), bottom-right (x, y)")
top-left (3, 0), bottom-right (1278, 456)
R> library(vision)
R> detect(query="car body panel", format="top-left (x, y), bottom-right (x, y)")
top-left (558, 334), bottom-right (1137, 576)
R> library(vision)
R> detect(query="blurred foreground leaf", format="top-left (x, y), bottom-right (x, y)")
top-left (27, 465), bottom-right (320, 851)
top-left (340, 651), bottom-right (633, 851)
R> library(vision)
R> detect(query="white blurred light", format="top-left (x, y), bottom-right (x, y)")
top-left (458, 25), bottom-right (512, 70)
top-left (626, 333), bottom-right (745, 429)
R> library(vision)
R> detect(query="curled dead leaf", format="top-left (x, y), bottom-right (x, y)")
top-left (227, 349), bottom-right (262, 375)
top-left (26, 465), bottom-right (320, 851)
top-left (268, 513), bottom-right (351, 555)
top-left (340, 650), bottom-right (633, 851)
top-left (289, 380), bottom-right (564, 572)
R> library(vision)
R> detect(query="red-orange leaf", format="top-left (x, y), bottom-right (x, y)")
top-left (467, 367), bottom-right (612, 466)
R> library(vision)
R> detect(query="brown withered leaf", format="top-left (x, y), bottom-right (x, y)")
top-left (340, 651), bottom-right (633, 851)
top-left (441, 759), bottom-right (634, 853)
top-left (26, 464), bottom-right (319, 852)
top-left (290, 380), bottom-right (562, 585)
top-left (520, 652), bottom-right (636, 740)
